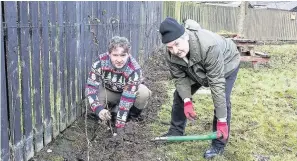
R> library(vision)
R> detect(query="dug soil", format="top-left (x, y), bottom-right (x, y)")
top-left (31, 46), bottom-right (172, 161)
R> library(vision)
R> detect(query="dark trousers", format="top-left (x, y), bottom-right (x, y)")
top-left (168, 66), bottom-right (239, 148)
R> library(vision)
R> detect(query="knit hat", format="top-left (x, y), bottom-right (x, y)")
top-left (159, 17), bottom-right (185, 44)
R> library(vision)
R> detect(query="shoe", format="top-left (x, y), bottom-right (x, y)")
top-left (127, 106), bottom-right (143, 122)
top-left (161, 130), bottom-right (183, 137)
top-left (203, 146), bottom-right (224, 159)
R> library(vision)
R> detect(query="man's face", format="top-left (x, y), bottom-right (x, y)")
top-left (109, 47), bottom-right (129, 69)
top-left (166, 38), bottom-right (189, 58)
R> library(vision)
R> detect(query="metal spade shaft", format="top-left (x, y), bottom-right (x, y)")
top-left (152, 132), bottom-right (219, 142)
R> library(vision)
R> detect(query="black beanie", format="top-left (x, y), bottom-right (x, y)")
top-left (159, 17), bottom-right (185, 44)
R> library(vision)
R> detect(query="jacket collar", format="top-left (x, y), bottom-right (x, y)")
top-left (187, 30), bottom-right (202, 66)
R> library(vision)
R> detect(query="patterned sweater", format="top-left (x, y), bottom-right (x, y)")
top-left (85, 52), bottom-right (143, 128)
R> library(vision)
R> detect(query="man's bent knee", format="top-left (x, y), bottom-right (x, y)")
top-left (134, 84), bottom-right (152, 109)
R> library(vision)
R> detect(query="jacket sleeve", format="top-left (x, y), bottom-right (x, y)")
top-left (204, 45), bottom-right (227, 119)
top-left (169, 62), bottom-right (192, 100)
top-left (85, 59), bottom-right (104, 115)
top-left (115, 69), bottom-right (142, 128)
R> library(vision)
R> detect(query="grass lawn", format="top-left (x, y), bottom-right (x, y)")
top-left (149, 44), bottom-right (297, 161)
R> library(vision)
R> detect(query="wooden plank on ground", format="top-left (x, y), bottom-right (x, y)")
top-left (4, 1), bottom-right (24, 160)
top-left (29, 1), bottom-right (44, 152)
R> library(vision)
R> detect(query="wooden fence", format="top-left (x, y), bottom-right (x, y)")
top-left (3, 1), bottom-right (296, 161)
top-left (0, 1), bottom-right (162, 161)
top-left (163, 2), bottom-right (297, 41)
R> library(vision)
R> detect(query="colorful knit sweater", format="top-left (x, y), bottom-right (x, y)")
top-left (85, 52), bottom-right (143, 128)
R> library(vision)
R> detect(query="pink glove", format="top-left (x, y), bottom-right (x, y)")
top-left (217, 120), bottom-right (228, 141)
top-left (184, 101), bottom-right (197, 120)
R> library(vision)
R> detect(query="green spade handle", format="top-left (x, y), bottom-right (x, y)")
top-left (153, 132), bottom-right (220, 142)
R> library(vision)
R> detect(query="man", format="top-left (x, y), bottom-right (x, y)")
top-left (85, 36), bottom-right (151, 135)
top-left (159, 17), bottom-right (240, 159)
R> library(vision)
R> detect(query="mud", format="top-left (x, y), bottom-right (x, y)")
top-left (31, 45), bottom-right (171, 161)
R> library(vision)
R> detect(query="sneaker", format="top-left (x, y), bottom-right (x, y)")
top-left (203, 146), bottom-right (224, 159)
top-left (161, 130), bottom-right (183, 137)
top-left (127, 106), bottom-right (143, 122)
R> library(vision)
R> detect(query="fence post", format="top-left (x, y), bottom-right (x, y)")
top-left (1, 2), bottom-right (11, 160)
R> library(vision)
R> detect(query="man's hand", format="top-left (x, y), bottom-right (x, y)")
top-left (217, 120), bottom-right (228, 141)
top-left (183, 101), bottom-right (197, 120)
top-left (98, 109), bottom-right (111, 121)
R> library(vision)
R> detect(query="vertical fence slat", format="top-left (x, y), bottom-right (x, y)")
top-left (49, 1), bottom-right (59, 138)
top-left (80, 2), bottom-right (86, 115)
top-left (65, 2), bottom-right (71, 126)
top-left (83, 1), bottom-right (92, 115)
top-left (40, 1), bottom-right (52, 145)
top-left (91, 1), bottom-right (98, 59)
top-left (1, 2), bottom-right (10, 160)
top-left (70, 2), bottom-right (76, 124)
top-left (29, 1), bottom-right (44, 152)
top-left (76, 1), bottom-right (82, 116)
top-left (85, 1), bottom-right (92, 90)
top-left (97, 1), bottom-right (108, 54)
top-left (5, 1), bottom-right (23, 160)
top-left (57, 1), bottom-right (66, 131)
top-left (19, 2), bottom-right (34, 160)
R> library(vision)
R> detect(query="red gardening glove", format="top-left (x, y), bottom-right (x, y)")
top-left (184, 101), bottom-right (197, 120)
top-left (217, 120), bottom-right (228, 141)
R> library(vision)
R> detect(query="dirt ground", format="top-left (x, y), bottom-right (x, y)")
top-left (31, 46), bottom-right (172, 161)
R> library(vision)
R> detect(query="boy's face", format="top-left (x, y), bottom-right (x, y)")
top-left (109, 47), bottom-right (129, 69)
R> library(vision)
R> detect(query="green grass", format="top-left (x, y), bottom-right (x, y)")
top-left (150, 44), bottom-right (297, 161)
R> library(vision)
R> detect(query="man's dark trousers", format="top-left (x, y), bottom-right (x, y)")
top-left (167, 66), bottom-right (239, 148)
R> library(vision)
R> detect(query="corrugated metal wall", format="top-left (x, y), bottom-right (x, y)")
top-left (164, 2), bottom-right (297, 40)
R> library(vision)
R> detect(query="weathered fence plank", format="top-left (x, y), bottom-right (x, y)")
top-left (19, 2), bottom-right (34, 160)
top-left (40, 2), bottom-right (52, 145)
top-left (49, 1), bottom-right (59, 138)
top-left (1, 2), bottom-right (10, 160)
top-left (5, 1), bottom-right (23, 160)
top-left (129, 2), bottom-right (141, 59)
top-left (85, 2), bottom-right (93, 81)
top-left (80, 1), bottom-right (87, 115)
top-left (29, 1), bottom-right (44, 152)
top-left (57, 1), bottom-right (67, 131)
top-left (90, 2), bottom-right (97, 62)
top-left (69, 2), bottom-right (77, 124)
top-left (97, 1), bottom-right (108, 54)
top-left (65, 2), bottom-right (71, 126)
top-left (76, 1), bottom-right (82, 116)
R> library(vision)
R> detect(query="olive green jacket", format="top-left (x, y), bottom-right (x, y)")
top-left (166, 26), bottom-right (240, 119)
